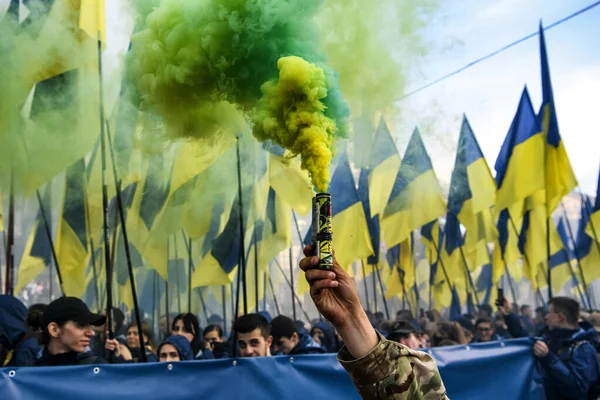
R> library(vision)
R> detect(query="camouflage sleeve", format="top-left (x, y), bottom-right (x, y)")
top-left (337, 332), bottom-right (448, 399)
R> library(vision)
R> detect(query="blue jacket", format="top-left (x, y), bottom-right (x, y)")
top-left (506, 313), bottom-right (600, 400)
top-left (0, 295), bottom-right (40, 367)
top-left (290, 333), bottom-right (326, 355)
top-left (158, 335), bottom-right (194, 361)
top-left (310, 321), bottom-right (339, 353)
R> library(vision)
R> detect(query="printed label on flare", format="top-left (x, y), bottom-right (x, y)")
top-left (312, 193), bottom-right (333, 269)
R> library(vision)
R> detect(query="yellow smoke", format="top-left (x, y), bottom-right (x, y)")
top-left (252, 56), bottom-right (336, 193)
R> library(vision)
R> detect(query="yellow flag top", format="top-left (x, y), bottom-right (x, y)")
top-left (253, 56), bottom-right (337, 193)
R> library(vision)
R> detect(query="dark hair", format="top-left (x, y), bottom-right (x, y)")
top-left (233, 314), bottom-right (270, 339)
top-left (27, 303), bottom-right (47, 331)
top-left (40, 321), bottom-right (65, 346)
top-left (475, 317), bottom-right (493, 329)
top-left (520, 305), bottom-right (531, 313)
top-left (172, 313), bottom-right (203, 356)
top-left (127, 321), bottom-right (155, 350)
top-left (203, 324), bottom-right (223, 338)
top-left (535, 306), bottom-right (544, 314)
top-left (270, 316), bottom-right (298, 343)
top-left (387, 321), bottom-right (417, 343)
top-left (549, 297), bottom-right (580, 325)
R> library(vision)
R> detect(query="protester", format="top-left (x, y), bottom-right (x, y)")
top-left (386, 321), bottom-right (421, 350)
top-left (472, 317), bottom-right (503, 343)
top-left (270, 315), bottom-right (324, 355)
top-left (519, 304), bottom-right (536, 335)
top-left (432, 322), bottom-right (467, 347)
top-left (589, 312), bottom-right (600, 340)
top-left (124, 321), bottom-right (158, 362)
top-left (157, 335), bottom-right (194, 362)
top-left (310, 320), bottom-right (340, 353)
top-left (233, 313), bottom-right (272, 357)
top-left (478, 304), bottom-right (493, 319)
top-left (172, 313), bottom-right (214, 360)
top-left (0, 295), bottom-right (41, 367)
top-left (35, 297), bottom-right (107, 366)
top-left (501, 297), bottom-right (600, 399)
top-left (534, 306), bottom-right (546, 334)
top-left (493, 313), bottom-right (512, 339)
top-left (25, 303), bottom-right (47, 344)
top-left (299, 245), bottom-right (448, 399)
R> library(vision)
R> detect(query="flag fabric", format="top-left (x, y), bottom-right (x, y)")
top-left (492, 208), bottom-right (523, 285)
top-left (577, 196), bottom-right (600, 285)
top-left (421, 220), bottom-right (452, 309)
top-left (328, 155), bottom-right (374, 272)
top-left (266, 144), bottom-right (313, 216)
top-left (495, 87), bottom-right (544, 212)
top-left (358, 169), bottom-right (381, 266)
top-left (539, 24), bottom-right (577, 214)
top-left (367, 118), bottom-right (401, 218)
top-left (475, 263), bottom-right (493, 305)
top-left (448, 115), bottom-right (497, 268)
top-left (384, 241), bottom-right (410, 300)
top-left (547, 218), bottom-right (575, 294)
top-left (439, 213), bottom-right (469, 305)
top-left (79, 0), bottom-right (106, 45)
top-left (15, 186), bottom-right (54, 294)
top-left (56, 159), bottom-right (90, 298)
top-left (258, 188), bottom-right (292, 270)
top-left (382, 128), bottom-right (447, 247)
top-left (585, 170), bottom-right (600, 242)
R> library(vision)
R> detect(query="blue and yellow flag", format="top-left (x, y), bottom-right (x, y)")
top-left (15, 185), bottom-right (54, 294)
top-left (547, 218), bottom-right (576, 294)
top-left (358, 169), bottom-right (381, 266)
top-left (258, 187), bottom-right (291, 270)
top-left (384, 238), bottom-right (412, 300)
top-left (56, 159), bottom-right (90, 298)
top-left (475, 263), bottom-right (493, 305)
top-left (421, 220), bottom-right (452, 308)
top-left (495, 87), bottom-right (544, 212)
top-left (577, 195), bottom-right (600, 285)
top-left (382, 128), bottom-right (446, 247)
top-left (448, 115), bottom-right (497, 270)
top-left (329, 155), bottom-right (374, 272)
top-left (539, 23), bottom-right (577, 214)
top-left (492, 208), bottom-right (523, 285)
top-left (367, 118), bottom-right (401, 218)
top-left (440, 213), bottom-right (468, 305)
top-left (585, 170), bottom-right (600, 242)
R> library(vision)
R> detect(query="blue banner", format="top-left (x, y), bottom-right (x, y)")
top-left (1, 339), bottom-right (545, 399)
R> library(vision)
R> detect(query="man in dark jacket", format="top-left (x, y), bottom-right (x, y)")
top-left (501, 296), bottom-right (600, 400)
top-left (36, 297), bottom-right (107, 366)
top-left (0, 295), bottom-right (41, 367)
top-left (271, 315), bottom-right (325, 355)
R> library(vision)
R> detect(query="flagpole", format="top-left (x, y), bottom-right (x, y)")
top-left (372, 264), bottom-right (378, 313)
top-left (268, 274), bottom-right (281, 315)
top-left (262, 272), bottom-right (267, 311)
top-left (457, 244), bottom-right (481, 309)
top-left (35, 187), bottom-right (65, 296)
top-left (273, 257), bottom-right (310, 321)
top-left (253, 222), bottom-right (259, 312)
top-left (186, 234), bottom-right (192, 314)
top-left (375, 266), bottom-right (390, 319)
top-left (234, 137), bottom-right (248, 315)
top-left (174, 234), bottom-right (182, 314)
top-left (430, 236), bottom-right (455, 294)
top-left (428, 248), bottom-right (433, 311)
top-left (580, 190), bottom-right (600, 254)
top-left (288, 247), bottom-right (297, 321)
top-left (221, 286), bottom-right (227, 337)
top-left (411, 232), bottom-right (420, 314)
top-left (360, 261), bottom-right (371, 312)
top-left (104, 121), bottom-right (146, 361)
top-left (6, 180), bottom-right (14, 295)
top-left (165, 237), bottom-right (171, 334)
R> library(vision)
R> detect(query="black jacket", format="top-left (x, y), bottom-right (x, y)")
top-left (35, 347), bottom-right (107, 366)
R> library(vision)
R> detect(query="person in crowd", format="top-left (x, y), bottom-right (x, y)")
top-left (207, 314), bottom-right (224, 330)
top-left (89, 307), bottom-right (127, 357)
top-left (300, 245), bottom-right (447, 399)
top-left (25, 303), bottom-right (47, 345)
top-left (534, 306), bottom-right (546, 334)
top-left (172, 313), bottom-right (214, 360)
top-left (386, 321), bottom-right (422, 350)
top-left (478, 304), bottom-right (493, 319)
top-left (310, 320), bottom-right (340, 353)
top-left (462, 327), bottom-right (474, 343)
top-left (519, 304), bottom-right (536, 334)
top-left (124, 321), bottom-right (158, 362)
top-left (0, 296), bottom-right (41, 367)
top-left (472, 317), bottom-right (503, 343)
top-left (458, 315), bottom-right (474, 333)
top-left (159, 313), bottom-right (177, 342)
top-left (500, 297), bottom-right (600, 399)
top-left (157, 335), bottom-right (194, 362)
top-left (373, 311), bottom-right (384, 329)
top-left (295, 320), bottom-right (310, 336)
top-left (589, 312), bottom-right (600, 341)
top-left (112, 308), bottom-right (127, 343)
top-left (270, 315), bottom-right (324, 355)
top-left (233, 313), bottom-right (272, 357)
top-left (493, 313), bottom-right (512, 339)
top-left (432, 321), bottom-right (467, 347)
top-left (203, 324), bottom-right (229, 358)
top-left (35, 297), bottom-right (107, 366)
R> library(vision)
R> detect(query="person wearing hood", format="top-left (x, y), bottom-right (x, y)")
top-left (157, 335), bottom-right (194, 362)
top-left (0, 295), bottom-right (41, 367)
top-left (35, 297), bottom-right (107, 366)
top-left (271, 315), bottom-right (325, 356)
top-left (500, 297), bottom-right (600, 400)
top-left (310, 321), bottom-right (339, 353)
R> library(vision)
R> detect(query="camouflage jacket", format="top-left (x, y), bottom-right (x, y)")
top-left (338, 333), bottom-right (448, 399)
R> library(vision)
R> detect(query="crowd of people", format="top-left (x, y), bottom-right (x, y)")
top-left (2, 243), bottom-right (600, 399)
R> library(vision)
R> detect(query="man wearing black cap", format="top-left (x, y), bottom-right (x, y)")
top-left (36, 297), bottom-right (108, 366)
top-left (386, 321), bottom-right (421, 350)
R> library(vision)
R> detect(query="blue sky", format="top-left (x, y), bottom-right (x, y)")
top-left (395, 0), bottom-right (600, 195)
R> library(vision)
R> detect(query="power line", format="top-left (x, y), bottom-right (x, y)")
top-left (397, 0), bottom-right (600, 101)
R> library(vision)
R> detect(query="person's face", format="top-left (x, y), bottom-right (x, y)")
top-left (237, 328), bottom-right (272, 357)
top-left (399, 333), bottom-right (421, 350)
top-left (126, 326), bottom-right (148, 349)
top-left (545, 305), bottom-right (563, 330)
top-left (420, 333), bottom-right (431, 348)
top-left (476, 323), bottom-right (494, 342)
top-left (275, 333), bottom-right (299, 355)
top-left (49, 321), bottom-right (95, 353)
top-left (159, 344), bottom-right (181, 362)
top-left (522, 307), bottom-right (532, 318)
top-left (172, 320), bottom-right (195, 343)
top-left (203, 330), bottom-right (222, 350)
top-left (312, 328), bottom-right (325, 344)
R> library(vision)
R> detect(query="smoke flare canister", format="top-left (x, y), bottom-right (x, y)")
top-left (311, 193), bottom-right (333, 269)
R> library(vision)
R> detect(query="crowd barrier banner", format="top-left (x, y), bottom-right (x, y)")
top-left (1, 339), bottom-right (545, 399)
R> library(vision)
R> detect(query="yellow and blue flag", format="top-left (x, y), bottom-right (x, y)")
top-left (381, 128), bottom-right (446, 247)
top-left (475, 263), bottom-right (493, 305)
top-left (495, 87), bottom-right (544, 212)
top-left (358, 168), bottom-right (380, 266)
top-left (15, 185), bottom-right (54, 294)
top-left (585, 170), bottom-right (600, 242)
top-left (421, 220), bottom-right (452, 308)
top-left (538, 23), bottom-right (577, 214)
top-left (547, 218), bottom-right (575, 294)
top-left (56, 159), bottom-right (90, 298)
top-left (492, 208), bottom-right (523, 285)
top-left (367, 118), bottom-right (401, 218)
top-left (578, 195), bottom-right (600, 285)
top-left (440, 213), bottom-right (468, 305)
top-left (384, 238), bottom-right (413, 301)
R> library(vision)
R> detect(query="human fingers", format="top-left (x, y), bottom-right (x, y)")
top-left (305, 269), bottom-right (336, 285)
top-left (310, 279), bottom-right (339, 297)
top-left (299, 255), bottom-right (319, 271)
top-left (303, 245), bottom-right (313, 258)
